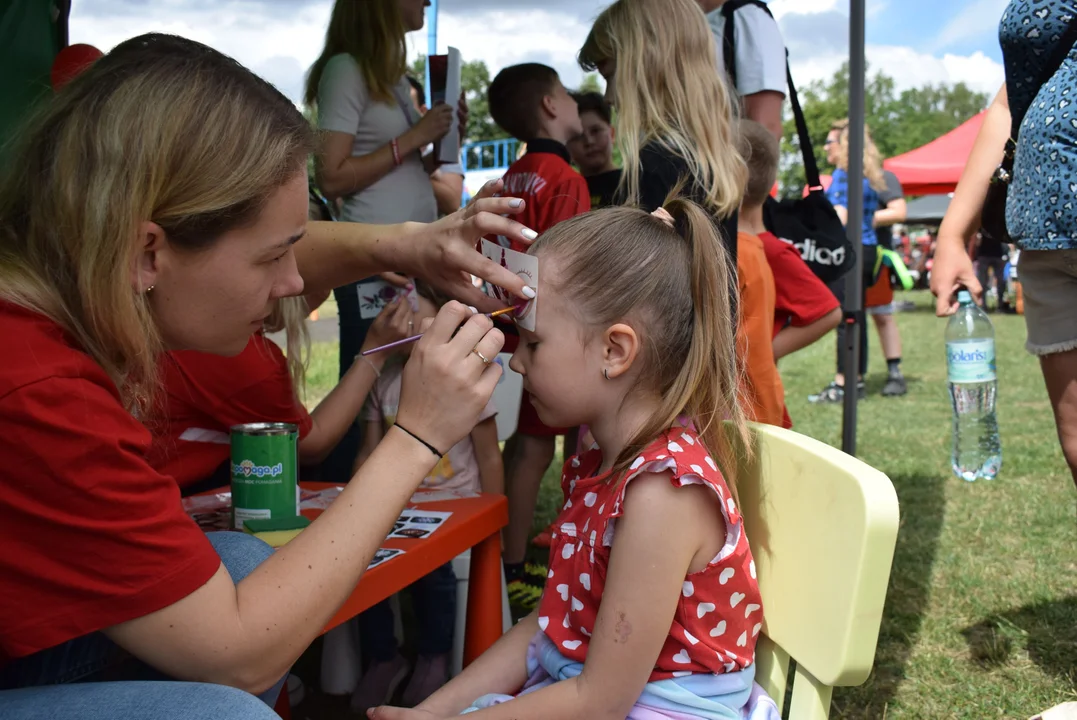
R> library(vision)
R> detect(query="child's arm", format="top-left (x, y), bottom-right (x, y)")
top-left (352, 420), bottom-right (385, 474)
top-left (379, 473), bottom-right (714, 720)
top-left (299, 298), bottom-right (410, 463)
top-left (773, 307), bottom-right (842, 361)
top-left (470, 416), bottom-right (504, 496)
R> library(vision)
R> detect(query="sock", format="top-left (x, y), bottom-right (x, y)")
top-left (887, 358), bottom-right (902, 376)
top-left (504, 561), bottom-right (525, 582)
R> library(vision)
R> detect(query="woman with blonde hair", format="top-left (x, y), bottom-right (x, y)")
top-left (808, 118), bottom-right (889, 405)
top-left (0, 33), bottom-right (533, 718)
top-left (578, 0), bottom-right (747, 269)
top-left (306, 0), bottom-right (466, 493)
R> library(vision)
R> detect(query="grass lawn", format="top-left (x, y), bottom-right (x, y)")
top-left (303, 291), bottom-right (1077, 719)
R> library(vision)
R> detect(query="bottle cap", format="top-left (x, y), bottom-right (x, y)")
top-left (957, 290), bottom-right (972, 304)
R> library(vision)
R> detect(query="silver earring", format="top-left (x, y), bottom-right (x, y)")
top-left (603, 368), bottom-right (611, 380)
top-left (145, 284), bottom-right (155, 294)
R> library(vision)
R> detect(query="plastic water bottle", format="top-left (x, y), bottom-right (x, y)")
top-left (945, 290), bottom-right (1002, 481)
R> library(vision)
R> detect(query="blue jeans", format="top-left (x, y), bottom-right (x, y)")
top-left (0, 532), bottom-right (286, 718)
top-left (358, 563), bottom-right (456, 662)
top-left (321, 281), bottom-right (376, 485)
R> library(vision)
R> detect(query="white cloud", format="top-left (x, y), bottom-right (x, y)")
top-left (931, 0), bottom-right (1009, 52)
top-left (70, 0), bottom-right (1003, 109)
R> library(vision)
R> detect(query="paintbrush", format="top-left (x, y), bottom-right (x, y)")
top-left (360, 305), bottom-right (517, 356)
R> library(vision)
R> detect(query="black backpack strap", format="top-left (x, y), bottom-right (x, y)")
top-left (722, 1), bottom-right (820, 189)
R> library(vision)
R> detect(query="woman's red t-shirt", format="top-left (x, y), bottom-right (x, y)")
top-left (149, 334), bottom-right (313, 489)
top-left (0, 302), bottom-right (221, 663)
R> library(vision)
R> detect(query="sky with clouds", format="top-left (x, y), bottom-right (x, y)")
top-left (69, 0), bottom-right (1009, 107)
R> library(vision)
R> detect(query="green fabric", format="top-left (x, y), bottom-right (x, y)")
top-left (880, 248), bottom-right (915, 290)
top-left (0, 0), bottom-right (62, 160)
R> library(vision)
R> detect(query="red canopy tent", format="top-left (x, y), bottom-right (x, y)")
top-left (883, 111), bottom-right (985, 195)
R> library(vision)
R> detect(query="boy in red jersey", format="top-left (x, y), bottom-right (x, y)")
top-left (485, 63), bottom-right (589, 610)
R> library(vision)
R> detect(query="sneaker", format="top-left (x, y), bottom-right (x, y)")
top-left (808, 381), bottom-right (866, 404)
top-left (401, 653), bottom-right (449, 707)
top-left (507, 569), bottom-right (546, 614)
top-left (881, 375), bottom-right (908, 397)
top-left (350, 654), bottom-right (410, 714)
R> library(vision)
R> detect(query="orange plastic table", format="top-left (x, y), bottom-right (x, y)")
top-left (199, 482), bottom-right (507, 709)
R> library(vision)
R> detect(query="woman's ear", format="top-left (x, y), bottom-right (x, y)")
top-left (603, 322), bottom-right (640, 380)
top-left (131, 220), bottom-right (166, 294)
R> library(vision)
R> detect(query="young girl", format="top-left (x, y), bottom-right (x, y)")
top-left (351, 281), bottom-right (504, 713)
top-left (370, 201), bottom-right (777, 720)
top-left (578, 0), bottom-right (746, 266)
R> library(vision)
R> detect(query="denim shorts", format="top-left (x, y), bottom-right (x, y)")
top-left (1018, 250), bottom-right (1077, 356)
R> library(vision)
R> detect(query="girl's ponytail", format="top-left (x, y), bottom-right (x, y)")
top-left (663, 198), bottom-right (749, 500)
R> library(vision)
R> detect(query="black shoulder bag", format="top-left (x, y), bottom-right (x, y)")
top-left (982, 18), bottom-right (1077, 243)
top-left (722, 0), bottom-right (855, 284)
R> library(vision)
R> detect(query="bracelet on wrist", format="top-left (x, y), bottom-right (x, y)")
top-left (393, 423), bottom-right (444, 459)
top-left (356, 353), bottom-right (381, 378)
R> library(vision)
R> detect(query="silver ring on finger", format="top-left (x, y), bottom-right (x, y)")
top-left (472, 349), bottom-right (492, 366)
top-left (408, 320), bottom-right (414, 331)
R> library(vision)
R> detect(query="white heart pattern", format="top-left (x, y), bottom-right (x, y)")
top-left (667, 441), bottom-right (684, 453)
top-left (682, 581), bottom-right (695, 597)
top-left (584, 492), bottom-right (598, 507)
top-left (749, 560), bottom-right (756, 579)
top-left (726, 497), bottom-right (736, 514)
top-left (556, 584), bottom-right (569, 601)
top-left (752, 623), bottom-right (762, 637)
top-left (561, 522), bottom-right (577, 537)
top-left (580, 627), bottom-right (591, 637)
top-left (697, 602), bottom-right (716, 618)
top-left (538, 616), bottom-right (549, 631)
top-left (598, 503), bottom-right (605, 514)
top-left (571, 597), bottom-right (584, 612)
top-left (719, 567), bottom-right (735, 585)
top-left (563, 613), bottom-right (571, 628)
top-left (672, 671), bottom-right (692, 678)
top-left (680, 432), bottom-right (695, 445)
top-left (548, 568), bottom-right (554, 578)
top-left (562, 640), bottom-right (583, 651)
top-left (562, 543), bottom-right (574, 560)
top-left (684, 630), bottom-right (700, 645)
top-left (580, 573), bottom-right (591, 591)
top-left (630, 456), bottom-right (645, 470)
top-left (672, 649), bottom-right (691, 664)
top-left (723, 662), bottom-right (736, 673)
top-left (704, 455), bottom-right (718, 471)
top-left (730, 592), bottom-right (746, 608)
top-left (709, 620), bottom-right (727, 637)
top-left (690, 464), bottom-right (704, 475)
top-left (590, 530), bottom-right (597, 546)
top-left (736, 631), bottom-right (748, 648)
top-left (744, 603), bottom-right (761, 619)
top-left (571, 456), bottom-right (581, 468)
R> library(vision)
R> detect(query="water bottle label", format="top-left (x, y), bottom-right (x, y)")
top-left (946, 340), bottom-right (996, 383)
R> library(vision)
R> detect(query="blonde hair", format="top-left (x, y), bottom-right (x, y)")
top-left (0, 34), bottom-right (314, 412)
top-left (305, 0), bottom-right (407, 106)
top-left (831, 119), bottom-right (887, 192)
top-left (579, 0), bottom-right (747, 218)
top-left (264, 297), bottom-right (313, 398)
top-left (531, 199), bottom-right (749, 498)
top-left (738, 119), bottom-right (780, 208)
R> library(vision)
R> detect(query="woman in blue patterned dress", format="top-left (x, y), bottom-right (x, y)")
top-left (934, 1), bottom-right (1077, 486)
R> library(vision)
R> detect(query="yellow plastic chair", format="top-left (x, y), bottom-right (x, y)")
top-left (727, 423), bottom-right (900, 719)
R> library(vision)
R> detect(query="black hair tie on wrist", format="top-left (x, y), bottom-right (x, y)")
top-left (394, 423), bottom-right (444, 459)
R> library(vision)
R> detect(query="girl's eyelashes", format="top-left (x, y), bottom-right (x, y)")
top-left (527, 341), bottom-right (539, 351)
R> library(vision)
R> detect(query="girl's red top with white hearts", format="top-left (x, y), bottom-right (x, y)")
top-left (536, 427), bottom-right (762, 681)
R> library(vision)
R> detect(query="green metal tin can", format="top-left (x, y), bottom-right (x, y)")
top-left (230, 422), bottom-right (299, 530)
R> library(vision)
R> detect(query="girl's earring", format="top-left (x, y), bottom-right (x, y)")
top-left (603, 368), bottom-right (611, 380)
top-left (145, 285), bottom-right (155, 294)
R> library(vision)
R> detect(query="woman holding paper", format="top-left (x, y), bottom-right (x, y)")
top-left (0, 34), bottom-right (534, 719)
top-left (306, 0), bottom-right (466, 486)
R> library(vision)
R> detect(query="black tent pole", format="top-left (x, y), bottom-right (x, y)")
top-left (842, 0), bottom-right (866, 456)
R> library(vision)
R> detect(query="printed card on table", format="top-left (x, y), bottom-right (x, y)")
top-left (480, 238), bottom-right (537, 331)
top-left (367, 547), bottom-right (405, 570)
top-left (388, 509), bottom-right (453, 540)
top-left (356, 280), bottom-right (419, 319)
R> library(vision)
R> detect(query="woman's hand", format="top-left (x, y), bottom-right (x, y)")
top-left (395, 302), bottom-right (504, 455)
top-left (413, 102), bottom-right (454, 146)
top-left (388, 179), bottom-right (539, 311)
top-left (931, 237), bottom-right (982, 316)
top-left (361, 297), bottom-right (415, 356)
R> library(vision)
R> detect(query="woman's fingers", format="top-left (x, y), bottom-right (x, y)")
top-left (417, 301), bottom-right (473, 348)
top-left (448, 312), bottom-right (496, 362)
top-left (379, 272), bottom-right (411, 288)
top-left (464, 209), bottom-right (537, 247)
top-left (451, 241), bottom-right (537, 301)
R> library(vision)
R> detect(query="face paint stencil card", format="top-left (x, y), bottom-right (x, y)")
top-left (480, 239), bottom-right (537, 331)
top-left (356, 280), bottom-right (419, 319)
